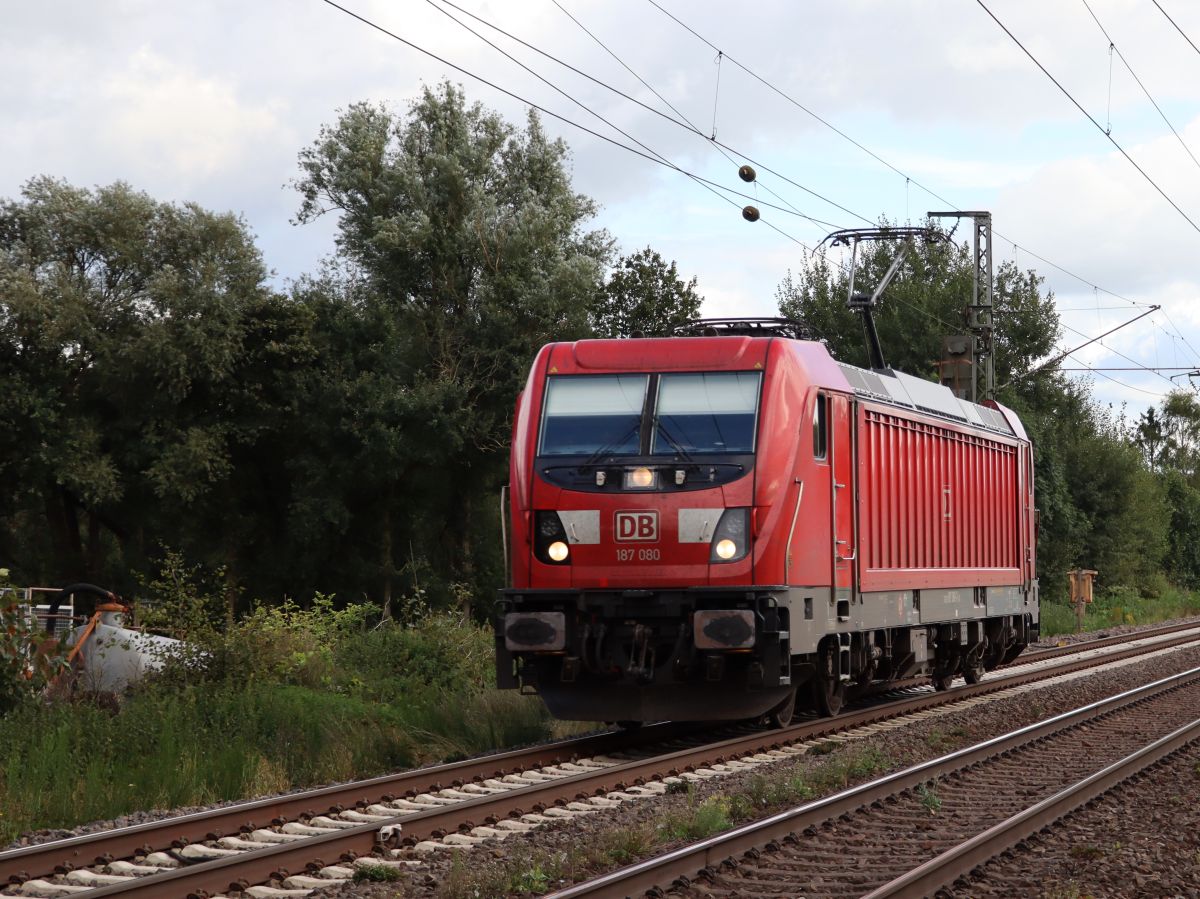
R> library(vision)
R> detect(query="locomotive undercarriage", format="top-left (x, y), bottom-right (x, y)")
top-left (496, 587), bottom-right (795, 722)
top-left (496, 585), bottom-right (1038, 724)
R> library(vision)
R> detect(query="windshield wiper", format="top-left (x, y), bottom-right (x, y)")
top-left (581, 422), bottom-right (642, 468)
top-left (653, 420), bottom-right (696, 464)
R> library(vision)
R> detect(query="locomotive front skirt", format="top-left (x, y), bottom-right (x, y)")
top-left (495, 334), bottom-right (1038, 723)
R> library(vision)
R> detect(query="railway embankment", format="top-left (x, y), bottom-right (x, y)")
top-left (5, 620), bottom-right (1198, 898)
top-left (0, 587), bottom-right (565, 847)
top-left (328, 627), bottom-right (1200, 898)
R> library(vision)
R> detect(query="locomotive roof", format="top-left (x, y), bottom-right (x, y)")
top-left (757, 338), bottom-right (1018, 438)
top-left (833, 361), bottom-right (1016, 437)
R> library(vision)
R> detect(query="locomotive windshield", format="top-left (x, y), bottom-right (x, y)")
top-left (539, 374), bottom-right (648, 456)
top-left (538, 371), bottom-right (761, 457)
top-left (652, 372), bottom-right (761, 454)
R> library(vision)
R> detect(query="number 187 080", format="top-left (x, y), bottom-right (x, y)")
top-left (617, 548), bottom-right (661, 562)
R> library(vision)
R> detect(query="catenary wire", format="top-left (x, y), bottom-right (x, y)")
top-left (1080, 0), bottom-right (1200, 174)
top-left (1058, 318), bottom-right (1176, 386)
top-left (645, 0), bottom-right (1200, 362)
top-left (432, 0), bottom-right (871, 226)
top-left (318, 0), bottom-right (820, 245)
top-left (974, 0), bottom-right (1200, 236)
top-left (544, 0), bottom-right (828, 231)
top-left (1160, 310), bottom-right (1200, 366)
top-left (1150, 0), bottom-right (1200, 59)
top-left (421, 0), bottom-right (774, 225)
top-left (421, 0), bottom-right (845, 254)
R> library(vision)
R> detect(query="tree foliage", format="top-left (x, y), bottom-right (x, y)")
top-left (287, 83), bottom-right (612, 609)
top-left (0, 177), bottom-right (304, 592)
top-left (591, 247), bottom-right (703, 337)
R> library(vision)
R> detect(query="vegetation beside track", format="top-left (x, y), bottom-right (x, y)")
top-left (1039, 586), bottom-right (1200, 637)
top-left (0, 565), bottom-right (562, 844)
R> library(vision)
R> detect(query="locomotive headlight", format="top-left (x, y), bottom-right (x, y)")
top-left (709, 507), bottom-right (750, 563)
top-left (534, 511), bottom-right (571, 565)
top-left (624, 466), bottom-right (657, 489)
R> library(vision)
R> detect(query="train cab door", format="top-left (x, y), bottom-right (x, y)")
top-left (828, 393), bottom-right (856, 602)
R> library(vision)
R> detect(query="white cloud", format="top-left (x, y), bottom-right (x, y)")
top-left (99, 49), bottom-right (288, 185)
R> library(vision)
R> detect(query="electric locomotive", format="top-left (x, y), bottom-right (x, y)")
top-left (494, 318), bottom-right (1038, 724)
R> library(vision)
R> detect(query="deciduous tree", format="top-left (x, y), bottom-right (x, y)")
top-left (592, 247), bottom-right (702, 337)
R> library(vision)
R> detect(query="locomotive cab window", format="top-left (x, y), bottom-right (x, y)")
top-left (813, 392), bottom-right (828, 460)
top-left (539, 375), bottom-right (648, 456)
top-left (652, 372), bottom-right (761, 455)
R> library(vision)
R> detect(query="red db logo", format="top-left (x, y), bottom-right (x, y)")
top-left (615, 511), bottom-right (658, 542)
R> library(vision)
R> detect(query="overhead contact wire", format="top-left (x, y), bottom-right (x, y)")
top-left (546, 0), bottom-right (831, 230)
top-left (1150, 0), bottom-right (1200, 59)
top-left (974, 0), bottom-right (1200, 236)
top-left (319, 0), bottom-right (814, 244)
top-left (647, 0), bottom-right (1200, 364)
top-left (1081, 0), bottom-right (1200, 175)
top-left (434, 0), bottom-right (867, 227)
top-left (421, 0), bottom-right (761, 225)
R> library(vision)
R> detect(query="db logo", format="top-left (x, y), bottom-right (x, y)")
top-left (615, 510), bottom-right (658, 542)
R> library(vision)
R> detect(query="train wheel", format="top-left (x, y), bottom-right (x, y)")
top-left (766, 688), bottom-right (797, 729)
top-left (962, 642), bottom-right (987, 685)
top-left (931, 667), bottom-right (955, 691)
top-left (812, 643), bottom-right (846, 717)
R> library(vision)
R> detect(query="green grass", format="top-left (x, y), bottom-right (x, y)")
top-left (352, 863), bottom-right (402, 884)
top-left (656, 790), bottom-right (734, 841)
top-left (1039, 586), bottom-right (1200, 637)
top-left (917, 782), bottom-right (942, 813)
top-left (0, 604), bottom-right (560, 842)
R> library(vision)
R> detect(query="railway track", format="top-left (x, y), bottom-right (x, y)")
top-left (3, 620), bottom-right (1199, 898)
top-left (548, 663), bottom-right (1200, 898)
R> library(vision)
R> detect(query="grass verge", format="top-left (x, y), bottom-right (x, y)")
top-left (1039, 586), bottom-right (1200, 637)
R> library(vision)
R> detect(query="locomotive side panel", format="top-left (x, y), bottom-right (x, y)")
top-left (856, 406), bottom-right (1025, 592)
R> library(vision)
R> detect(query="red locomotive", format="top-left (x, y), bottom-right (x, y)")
top-left (495, 318), bottom-right (1038, 724)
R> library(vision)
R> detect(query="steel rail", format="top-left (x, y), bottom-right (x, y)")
top-left (1019, 619), bottom-right (1200, 662)
top-left (861, 714), bottom-right (1200, 898)
top-left (80, 636), bottom-right (1200, 898)
top-left (542, 665), bottom-right (1200, 898)
top-left (7, 622), bottom-right (1199, 895)
top-left (0, 721), bottom-right (697, 884)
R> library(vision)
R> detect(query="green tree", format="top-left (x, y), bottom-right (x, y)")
top-left (291, 83), bottom-right (611, 608)
top-left (775, 224), bottom-right (1060, 385)
top-left (1160, 391), bottom-right (1200, 476)
top-left (591, 247), bottom-right (702, 337)
top-left (1134, 406), bottom-right (1168, 470)
top-left (0, 177), bottom-right (304, 594)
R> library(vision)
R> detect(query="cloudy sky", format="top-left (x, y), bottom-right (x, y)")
top-left (4, 0), bottom-right (1200, 412)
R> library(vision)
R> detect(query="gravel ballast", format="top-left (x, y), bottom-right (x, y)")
top-left (315, 634), bottom-right (1200, 897)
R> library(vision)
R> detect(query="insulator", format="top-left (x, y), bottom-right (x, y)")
top-left (738, 164), bottom-right (756, 183)
top-left (742, 205), bottom-right (760, 222)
